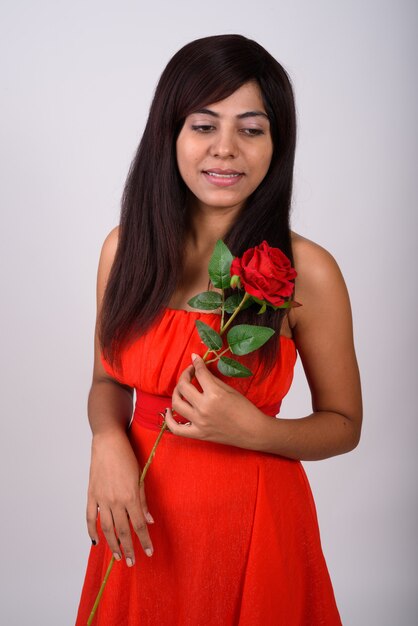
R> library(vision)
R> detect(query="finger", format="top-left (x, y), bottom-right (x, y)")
top-left (98, 506), bottom-right (123, 563)
top-left (176, 376), bottom-right (201, 408)
top-left (171, 390), bottom-right (195, 421)
top-left (112, 508), bottom-right (137, 567)
top-left (86, 495), bottom-right (99, 545)
top-left (192, 353), bottom-right (232, 393)
top-left (164, 407), bottom-right (196, 438)
top-left (171, 386), bottom-right (201, 422)
top-left (139, 483), bottom-right (154, 524)
top-left (126, 502), bottom-right (154, 558)
top-left (191, 353), bottom-right (214, 388)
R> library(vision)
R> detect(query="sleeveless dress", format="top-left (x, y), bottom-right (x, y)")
top-left (76, 308), bottom-right (342, 625)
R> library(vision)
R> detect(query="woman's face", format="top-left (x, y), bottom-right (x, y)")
top-left (176, 81), bottom-right (273, 215)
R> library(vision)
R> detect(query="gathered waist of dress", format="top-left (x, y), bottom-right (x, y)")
top-left (132, 390), bottom-right (282, 432)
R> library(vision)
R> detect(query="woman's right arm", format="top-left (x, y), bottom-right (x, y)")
top-left (86, 227), bottom-right (154, 567)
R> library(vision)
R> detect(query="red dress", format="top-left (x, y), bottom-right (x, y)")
top-left (76, 308), bottom-right (342, 625)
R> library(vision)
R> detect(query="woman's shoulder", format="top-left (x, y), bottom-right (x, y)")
top-left (291, 231), bottom-right (340, 273)
top-left (101, 226), bottom-right (120, 258)
top-left (290, 231), bottom-right (344, 289)
top-left (99, 226), bottom-right (120, 269)
top-left (97, 226), bottom-right (120, 297)
top-left (289, 231), bottom-right (349, 328)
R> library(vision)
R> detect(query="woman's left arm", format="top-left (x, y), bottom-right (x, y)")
top-left (166, 237), bottom-right (362, 461)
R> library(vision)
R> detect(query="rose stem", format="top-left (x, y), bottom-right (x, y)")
top-left (220, 292), bottom-right (251, 335)
top-left (201, 292), bottom-right (250, 365)
top-left (220, 290), bottom-right (225, 330)
top-left (87, 556), bottom-right (116, 625)
top-left (139, 420), bottom-right (168, 482)
top-left (204, 347), bottom-right (231, 364)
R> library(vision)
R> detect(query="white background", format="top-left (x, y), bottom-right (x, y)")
top-left (0, 1), bottom-right (417, 624)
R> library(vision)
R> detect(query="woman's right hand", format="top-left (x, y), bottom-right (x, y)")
top-left (86, 429), bottom-right (154, 567)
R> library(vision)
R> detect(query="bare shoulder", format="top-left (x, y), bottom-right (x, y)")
top-left (289, 231), bottom-right (350, 328)
top-left (291, 231), bottom-right (342, 284)
top-left (97, 226), bottom-right (120, 304)
top-left (101, 226), bottom-right (120, 263)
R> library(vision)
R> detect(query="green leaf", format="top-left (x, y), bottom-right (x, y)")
top-left (195, 320), bottom-right (223, 351)
top-left (217, 356), bottom-right (253, 378)
top-left (223, 293), bottom-right (253, 314)
top-left (227, 324), bottom-right (275, 356)
top-left (188, 291), bottom-right (222, 310)
top-left (208, 240), bottom-right (234, 289)
top-left (253, 299), bottom-right (301, 311)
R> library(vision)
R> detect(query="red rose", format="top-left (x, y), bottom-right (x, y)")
top-left (230, 241), bottom-right (297, 307)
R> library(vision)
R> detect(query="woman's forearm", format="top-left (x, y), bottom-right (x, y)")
top-left (88, 378), bottom-right (134, 437)
top-left (252, 409), bottom-right (361, 461)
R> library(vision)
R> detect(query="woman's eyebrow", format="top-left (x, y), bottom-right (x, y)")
top-left (192, 108), bottom-right (269, 120)
top-left (237, 111), bottom-right (269, 120)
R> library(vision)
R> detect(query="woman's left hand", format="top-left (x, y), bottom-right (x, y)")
top-left (165, 353), bottom-right (267, 448)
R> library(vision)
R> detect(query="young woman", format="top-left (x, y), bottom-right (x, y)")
top-left (76, 34), bottom-right (362, 625)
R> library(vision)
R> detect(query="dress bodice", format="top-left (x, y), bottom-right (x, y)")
top-left (101, 307), bottom-right (297, 414)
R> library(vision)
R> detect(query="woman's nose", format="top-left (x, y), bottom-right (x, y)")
top-left (209, 129), bottom-right (238, 158)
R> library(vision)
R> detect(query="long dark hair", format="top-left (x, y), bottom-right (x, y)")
top-left (100, 34), bottom-right (297, 370)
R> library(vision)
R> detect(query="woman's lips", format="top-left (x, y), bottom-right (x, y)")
top-left (202, 169), bottom-right (244, 187)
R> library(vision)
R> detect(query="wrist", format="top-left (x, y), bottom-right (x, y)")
top-left (247, 410), bottom-right (279, 452)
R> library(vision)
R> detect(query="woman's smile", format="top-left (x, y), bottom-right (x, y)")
top-left (202, 168), bottom-right (245, 187)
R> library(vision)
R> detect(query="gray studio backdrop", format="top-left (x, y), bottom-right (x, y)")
top-left (1, 1), bottom-right (417, 624)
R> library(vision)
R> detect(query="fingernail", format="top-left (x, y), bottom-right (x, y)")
top-left (145, 548), bottom-right (153, 557)
top-left (113, 552), bottom-right (121, 561)
top-left (126, 557), bottom-right (134, 567)
top-left (145, 512), bottom-right (154, 524)
top-left (91, 538), bottom-right (97, 546)
top-left (191, 353), bottom-right (198, 361)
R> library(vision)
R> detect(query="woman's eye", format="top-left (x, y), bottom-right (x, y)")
top-left (191, 125), bottom-right (215, 133)
top-left (240, 128), bottom-right (265, 136)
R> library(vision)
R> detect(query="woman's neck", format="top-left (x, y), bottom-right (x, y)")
top-left (187, 202), bottom-right (241, 252)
